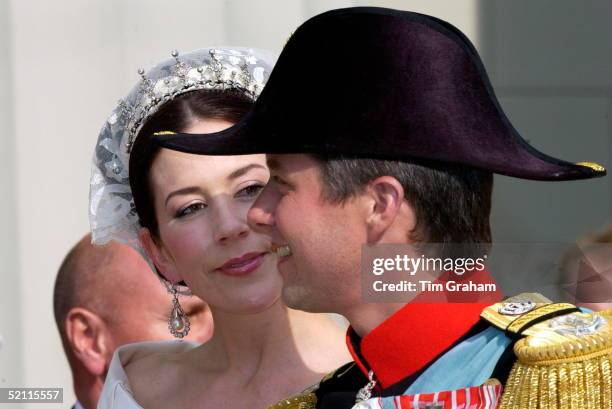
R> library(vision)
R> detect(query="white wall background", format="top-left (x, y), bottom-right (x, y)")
top-left (481, 0), bottom-right (611, 243)
top-left (0, 1), bottom-right (608, 409)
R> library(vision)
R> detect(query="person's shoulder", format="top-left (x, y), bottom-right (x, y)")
top-left (121, 340), bottom-right (199, 408)
top-left (481, 293), bottom-right (612, 408)
top-left (98, 341), bottom-right (195, 409)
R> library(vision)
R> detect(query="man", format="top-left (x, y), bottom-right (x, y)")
top-left (153, 7), bottom-right (610, 409)
top-left (53, 234), bottom-right (213, 409)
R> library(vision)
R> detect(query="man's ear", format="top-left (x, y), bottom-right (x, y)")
top-left (64, 308), bottom-right (113, 377)
top-left (363, 176), bottom-right (414, 243)
top-left (139, 228), bottom-right (182, 284)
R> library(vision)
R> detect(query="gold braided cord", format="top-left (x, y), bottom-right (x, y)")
top-left (546, 364), bottom-right (558, 409)
top-left (501, 362), bottom-right (520, 408)
top-left (582, 361), bottom-right (594, 408)
top-left (571, 361), bottom-right (583, 408)
top-left (528, 364), bottom-right (540, 409)
top-left (537, 365), bottom-right (550, 408)
top-left (557, 364), bottom-right (569, 409)
top-left (584, 357), bottom-right (599, 409)
top-left (602, 355), bottom-right (611, 408)
top-left (512, 365), bottom-right (526, 408)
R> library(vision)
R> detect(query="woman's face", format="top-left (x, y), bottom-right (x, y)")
top-left (145, 118), bottom-right (281, 314)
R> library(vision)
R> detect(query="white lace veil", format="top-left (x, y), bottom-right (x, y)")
top-left (89, 47), bottom-right (276, 257)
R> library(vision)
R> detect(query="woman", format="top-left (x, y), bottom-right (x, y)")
top-left (90, 48), bottom-right (350, 409)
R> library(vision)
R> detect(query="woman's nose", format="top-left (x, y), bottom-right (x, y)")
top-left (213, 205), bottom-right (250, 244)
top-left (215, 225), bottom-right (249, 244)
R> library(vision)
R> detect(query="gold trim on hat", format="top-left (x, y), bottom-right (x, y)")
top-left (576, 161), bottom-right (606, 172)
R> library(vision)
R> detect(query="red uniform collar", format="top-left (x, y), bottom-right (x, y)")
top-left (346, 271), bottom-right (502, 388)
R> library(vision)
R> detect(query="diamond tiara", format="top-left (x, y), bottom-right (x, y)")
top-left (120, 49), bottom-right (265, 153)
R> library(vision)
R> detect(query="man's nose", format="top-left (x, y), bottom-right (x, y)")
top-left (247, 184), bottom-right (278, 232)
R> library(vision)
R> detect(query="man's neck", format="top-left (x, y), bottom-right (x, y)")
top-left (341, 302), bottom-right (406, 337)
top-left (74, 372), bottom-right (103, 409)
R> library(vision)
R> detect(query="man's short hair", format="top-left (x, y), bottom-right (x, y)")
top-left (312, 155), bottom-right (493, 257)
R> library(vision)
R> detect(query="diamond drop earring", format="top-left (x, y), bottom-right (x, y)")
top-left (168, 283), bottom-right (190, 338)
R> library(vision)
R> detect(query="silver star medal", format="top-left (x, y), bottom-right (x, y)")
top-left (549, 313), bottom-right (606, 336)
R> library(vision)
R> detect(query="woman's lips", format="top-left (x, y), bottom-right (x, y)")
top-left (217, 252), bottom-right (267, 276)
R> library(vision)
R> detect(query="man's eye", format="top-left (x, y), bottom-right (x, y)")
top-left (176, 202), bottom-right (206, 218)
top-left (272, 175), bottom-right (288, 186)
top-left (236, 184), bottom-right (264, 198)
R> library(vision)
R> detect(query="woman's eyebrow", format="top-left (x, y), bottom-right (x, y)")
top-left (227, 163), bottom-right (266, 181)
top-left (165, 186), bottom-right (203, 207)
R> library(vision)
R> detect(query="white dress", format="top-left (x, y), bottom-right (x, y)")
top-left (97, 340), bottom-right (198, 409)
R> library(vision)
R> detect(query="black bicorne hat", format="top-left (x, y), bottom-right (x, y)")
top-left (153, 7), bottom-right (605, 181)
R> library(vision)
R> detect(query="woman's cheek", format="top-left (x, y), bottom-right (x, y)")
top-left (161, 219), bottom-right (212, 264)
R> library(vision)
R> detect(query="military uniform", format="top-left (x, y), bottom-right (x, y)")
top-left (269, 294), bottom-right (611, 409)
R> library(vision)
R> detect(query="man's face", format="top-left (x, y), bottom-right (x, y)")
top-left (102, 245), bottom-right (213, 347)
top-left (248, 154), bottom-right (366, 313)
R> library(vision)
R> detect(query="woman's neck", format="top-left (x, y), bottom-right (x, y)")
top-left (201, 299), bottom-right (298, 375)
top-left (198, 299), bottom-right (349, 382)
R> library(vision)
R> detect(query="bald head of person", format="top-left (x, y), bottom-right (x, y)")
top-left (53, 234), bottom-right (213, 409)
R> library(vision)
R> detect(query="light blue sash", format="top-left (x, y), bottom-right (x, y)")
top-left (378, 326), bottom-right (511, 408)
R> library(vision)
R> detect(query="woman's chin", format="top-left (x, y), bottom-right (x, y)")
top-left (216, 294), bottom-right (282, 315)
top-left (196, 280), bottom-right (284, 315)
top-left (238, 293), bottom-right (282, 314)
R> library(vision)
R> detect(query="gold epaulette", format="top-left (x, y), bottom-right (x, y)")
top-left (265, 363), bottom-right (355, 409)
top-left (481, 293), bottom-right (612, 408)
top-left (266, 393), bottom-right (317, 409)
top-left (265, 376), bottom-right (322, 409)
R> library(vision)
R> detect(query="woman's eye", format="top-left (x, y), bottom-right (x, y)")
top-left (236, 184), bottom-right (264, 198)
top-left (176, 202), bottom-right (206, 218)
